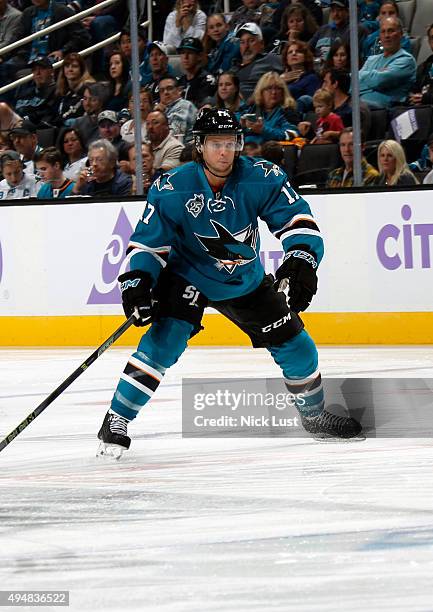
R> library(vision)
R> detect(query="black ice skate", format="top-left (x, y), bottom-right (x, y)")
top-left (301, 410), bottom-right (364, 441)
top-left (96, 410), bottom-right (131, 459)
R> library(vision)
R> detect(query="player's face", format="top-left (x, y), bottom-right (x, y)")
top-left (339, 132), bottom-right (353, 168)
top-left (206, 15), bottom-right (228, 42)
top-left (202, 135), bottom-right (236, 176)
top-left (379, 147), bottom-right (396, 175)
top-left (2, 161), bottom-right (23, 187)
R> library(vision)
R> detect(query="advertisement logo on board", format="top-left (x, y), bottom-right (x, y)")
top-left (87, 208), bottom-right (134, 304)
top-left (376, 205), bottom-right (433, 270)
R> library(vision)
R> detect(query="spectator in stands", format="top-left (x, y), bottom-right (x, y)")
top-left (232, 23), bottom-right (282, 101)
top-left (299, 88), bottom-right (344, 143)
top-left (322, 68), bottom-right (372, 136)
top-left (163, 0), bottom-right (206, 50)
top-left (0, 101), bottom-right (22, 131)
top-left (143, 42), bottom-right (175, 102)
top-left (97, 110), bottom-right (129, 157)
top-left (326, 127), bottom-right (379, 188)
top-left (127, 142), bottom-right (161, 195)
top-left (203, 13), bottom-right (241, 75)
top-left (273, 3), bottom-right (318, 50)
top-left (120, 88), bottom-right (152, 144)
top-left (359, 17), bottom-right (416, 109)
top-left (0, 149), bottom-right (37, 199)
top-left (154, 76), bottom-right (197, 143)
top-left (120, 26), bottom-right (150, 87)
top-left (270, 0), bottom-right (323, 50)
top-left (80, 0), bottom-right (126, 75)
top-left (322, 41), bottom-right (351, 74)
top-left (72, 138), bottom-right (132, 196)
top-left (56, 126), bottom-right (87, 180)
top-left (242, 141), bottom-right (261, 157)
top-left (409, 23), bottom-right (433, 106)
top-left (362, 0), bottom-right (411, 60)
top-left (373, 139), bottom-right (418, 186)
top-left (0, 129), bottom-right (13, 152)
top-left (145, 110), bottom-right (184, 171)
top-left (177, 37), bottom-right (216, 108)
top-left (1, 0), bottom-right (90, 85)
top-left (281, 40), bottom-right (321, 102)
top-left (309, 0), bottom-right (350, 63)
top-left (35, 146), bottom-right (75, 198)
top-left (358, 0), bottom-right (380, 34)
top-left (215, 72), bottom-right (244, 113)
top-left (13, 55), bottom-right (57, 126)
top-left (55, 53), bottom-right (95, 127)
top-left (0, 0), bottom-right (21, 51)
top-left (239, 71), bottom-right (299, 146)
top-left (229, 0), bottom-right (261, 33)
top-left (104, 49), bottom-right (130, 113)
top-left (9, 119), bottom-right (41, 179)
top-left (261, 139), bottom-right (285, 169)
top-left (74, 82), bottom-right (109, 146)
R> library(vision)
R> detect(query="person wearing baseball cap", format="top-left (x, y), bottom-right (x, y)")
top-left (97, 110), bottom-right (129, 159)
top-left (9, 120), bottom-right (42, 181)
top-left (309, 0), bottom-right (365, 63)
top-left (231, 22), bottom-right (282, 100)
top-left (177, 37), bottom-right (216, 107)
top-left (144, 41), bottom-right (176, 102)
top-left (13, 54), bottom-right (57, 126)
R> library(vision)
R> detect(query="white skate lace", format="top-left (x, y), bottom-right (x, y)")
top-left (108, 413), bottom-right (128, 436)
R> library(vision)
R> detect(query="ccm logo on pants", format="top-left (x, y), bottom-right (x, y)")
top-left (261, 314), bottom-right (291, 333)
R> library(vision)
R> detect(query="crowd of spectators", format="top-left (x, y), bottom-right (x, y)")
top-left (0, 0), bottom-right (433, 201)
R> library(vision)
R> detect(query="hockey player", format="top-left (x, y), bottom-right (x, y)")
top-left (97, 108), bottom-right (362, 458)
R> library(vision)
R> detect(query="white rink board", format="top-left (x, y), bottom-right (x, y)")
top-left (0, 190), bottom-right (432, 316)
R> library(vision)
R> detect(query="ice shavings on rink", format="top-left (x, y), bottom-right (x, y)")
top-left (0, 346), bottom-right (433, 612)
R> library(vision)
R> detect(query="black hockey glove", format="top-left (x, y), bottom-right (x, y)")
top-left (275, 250), bottom-right (318, 313)
top-left (118, 270), bottom-right (153, 326)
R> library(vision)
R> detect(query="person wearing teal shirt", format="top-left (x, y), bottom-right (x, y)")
top-left (35, 147), bottom-right (75, 199)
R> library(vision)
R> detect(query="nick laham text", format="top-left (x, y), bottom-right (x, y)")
top-left (194, 416), bottom-right (300, 427)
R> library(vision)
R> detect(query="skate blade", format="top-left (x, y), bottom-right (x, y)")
top-left (96, 441), bottom-right (125, 460)
top-left (312, 433), bottom-right (366, 443)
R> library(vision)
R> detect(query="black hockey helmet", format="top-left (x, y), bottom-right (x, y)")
top-left (192, 108), bottom-right (244, 153)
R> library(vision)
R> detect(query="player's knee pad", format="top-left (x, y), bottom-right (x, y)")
top-left (269, 329), bottom-right (318, 379)
top-left (138, 317), bottom-right (194, 368)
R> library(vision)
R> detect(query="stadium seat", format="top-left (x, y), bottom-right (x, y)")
top-left (389, 105), bottom-right (433, 161)
top-left (409, 36), bottom-right (421, 60)
top-left (397, 0), bottom-right (416, 32)
top-left (282, 145), bottom-right (298, 180)
top-left (416, 36), bottom-right (432, 66)
top-left (294, 143), bottom-right (340, 187)
top-left (366, 108), bottom-right (388, 142)
top-left (410, 0), bottom-right (433, 37)
top-left (37, 127), bottom-right (57, 148)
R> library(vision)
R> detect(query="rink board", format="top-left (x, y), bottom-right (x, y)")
top-left (0, 190), bottom-right (432, 345)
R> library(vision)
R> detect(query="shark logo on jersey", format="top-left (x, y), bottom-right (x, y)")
top-left (153, 173), bottom-right (175, 192)
top-left (207, 194), bottom-right (235, 213)
top-left (185, 193), bottom-right (205, 217)
top-left (195, 220), bottom-right (258, 273)
top-left (254, 160), bottom-right (284, 178)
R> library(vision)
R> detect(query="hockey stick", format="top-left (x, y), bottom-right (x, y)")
top-left (0, 314), bottom-right (137, 454)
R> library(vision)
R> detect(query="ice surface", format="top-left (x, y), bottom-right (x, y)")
top-left (1, 346), bottom-right (433, 612)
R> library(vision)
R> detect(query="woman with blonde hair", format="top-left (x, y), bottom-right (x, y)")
top-left (374, 140), bottom-right (418, 186)
top-left (163, 0), bottom-right (207, 50)
top-left (239, 71), bottom-right (299, 145)
top-left (55, 53), bottom-right (95, 126)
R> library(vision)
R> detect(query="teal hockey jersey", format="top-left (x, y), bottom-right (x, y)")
top-left (128, 156), bottom-right (324, 301)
